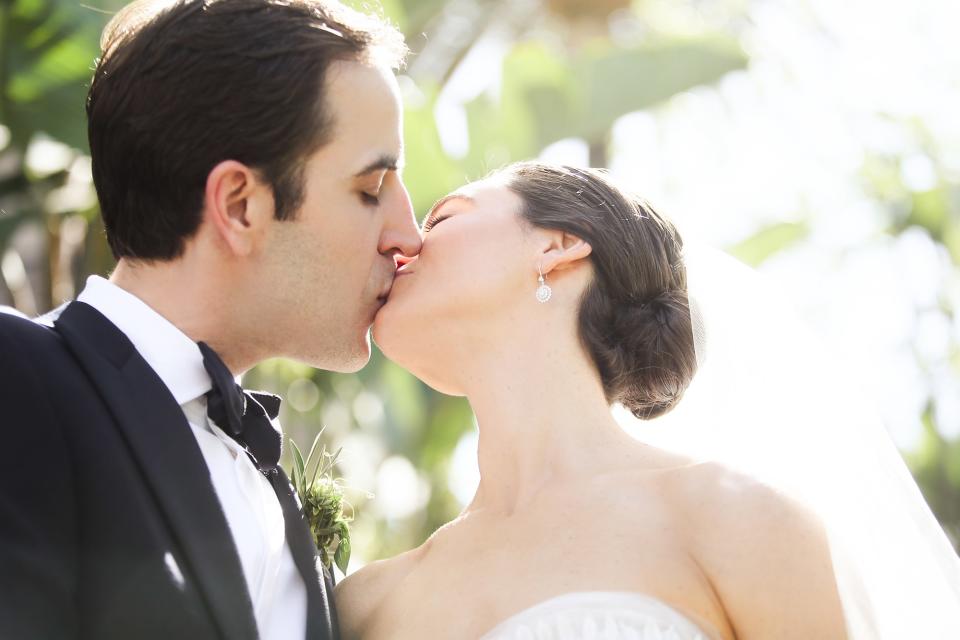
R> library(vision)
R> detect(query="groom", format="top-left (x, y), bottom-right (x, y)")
top-left (0, 1), bottom-right (419, 639)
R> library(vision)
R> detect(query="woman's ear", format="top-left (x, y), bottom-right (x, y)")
top-left (539, 230), bottom-right (592, 274)
top-left (203, 160), bottom-right (272, 257)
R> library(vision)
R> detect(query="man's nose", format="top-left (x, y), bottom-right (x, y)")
top-left (380, 180), bottom-right (422, 258)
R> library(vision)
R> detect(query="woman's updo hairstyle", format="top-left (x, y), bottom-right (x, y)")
top-left (501, 161), bottom-right (697, 420)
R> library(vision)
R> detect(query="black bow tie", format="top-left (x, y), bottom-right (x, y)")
top-left (198, 343), bottom-right (336, 636)
top-left (198, 341), bottom-right (282, 473)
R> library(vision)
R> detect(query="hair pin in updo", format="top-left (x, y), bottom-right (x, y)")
top-left (314, 22), bottom-right (345, 38)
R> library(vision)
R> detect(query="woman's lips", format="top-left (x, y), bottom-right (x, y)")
top-left (376, 271), bottom-right (412, 308)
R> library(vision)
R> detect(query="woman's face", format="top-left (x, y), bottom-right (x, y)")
top-left (372, 177), bottom-right (533, 392)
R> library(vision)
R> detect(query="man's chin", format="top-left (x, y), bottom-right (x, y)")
top-left (291, 328), bottom-right (372, 373)
top-left (371, 301), bottom-right (391, 342)
top-left (337, 330), bottom-right (373, 373)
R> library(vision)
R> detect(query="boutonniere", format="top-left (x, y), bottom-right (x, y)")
top-left (289, 432), bottom-right (352, 574)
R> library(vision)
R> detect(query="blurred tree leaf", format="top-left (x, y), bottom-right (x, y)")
top-left (0, 204), bottom-right (26, 250)
top-left (401, 82), bottom-right (467, 218)
top-left (943, 222), bottom-right (960, 265)
top-left (378, 358), bottom-right (428, 433)
top-left (417, 395), bottom-right (472, 470)
top-left (463, 35), bottom-right (747, 166)
top-left (349, 0), bottom-right (408, 31)
top-left (545, 0), bottom-right (631, 22)
top-left (498, 41), bottom-right (575, 157)
top-left (2, 0), bottom-right (106, 151)
top-left (907, 187), bottom-right (948, 237)
top-left (728, 221), bottom-right (809, 267)
top-left (908, 407), bottom-right (960, 545)
top-left (395, 0), bottom-right (446, 37)
top-left (569, 37), bottom-right (746, 145)
top-left (462, 92), bottom-right (528, 176)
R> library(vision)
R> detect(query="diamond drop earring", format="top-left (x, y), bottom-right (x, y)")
top-left (536, 265), bottom-right (552, 303)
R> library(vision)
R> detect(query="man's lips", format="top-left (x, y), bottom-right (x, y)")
top-left (377, 268), bottom-right (414, 304)
top-left (376, 283), bottom-right (392, 304)
top-left (377, 276), bottom-right (401, 303)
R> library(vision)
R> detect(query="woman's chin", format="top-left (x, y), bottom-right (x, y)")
top-left (370, 298), bottom-right (464, 394)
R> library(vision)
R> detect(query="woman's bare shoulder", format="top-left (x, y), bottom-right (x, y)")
top-left (665, 461), bottom-right (819, 540)
top-left (655, 460), bottom-right (823, 554)
top-left (665, 461), bottom-right (846, 638)
top-left (334, 548), bottom-right (420, 640)
top-left (659, 459), bottom-right (774, 506)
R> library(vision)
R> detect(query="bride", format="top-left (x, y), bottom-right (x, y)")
top-left (334, 162), bottom-right (959, 639)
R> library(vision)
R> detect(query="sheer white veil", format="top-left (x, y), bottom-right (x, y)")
top-left (615, 246), bottom-right (960, 638)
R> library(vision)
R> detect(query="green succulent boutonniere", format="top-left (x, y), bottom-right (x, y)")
top-left (288, 433), bottom-right (352, 574)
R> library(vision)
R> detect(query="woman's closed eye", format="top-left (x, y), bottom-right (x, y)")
top-left (360, 191), bottom-right (381, 206)
top-left (422, 214), bottom-right (450, 232)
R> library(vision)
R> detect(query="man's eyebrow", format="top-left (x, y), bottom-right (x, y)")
top-left (422, 194), bottom-right (474, 228)
top-left (353, 154), bottom-right (400, 177)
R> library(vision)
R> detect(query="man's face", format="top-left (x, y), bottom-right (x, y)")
top-left (256, 60), bottom-right (421, 371)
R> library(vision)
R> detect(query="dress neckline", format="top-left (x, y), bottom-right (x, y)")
top-left (479, 590), bottom-right (714, 639)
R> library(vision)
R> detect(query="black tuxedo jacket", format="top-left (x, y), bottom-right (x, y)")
top-left (0, 301), bottom-right (338, 640)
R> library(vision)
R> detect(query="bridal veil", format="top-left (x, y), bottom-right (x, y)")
top-left (617, 246), bottom-right (960, 638)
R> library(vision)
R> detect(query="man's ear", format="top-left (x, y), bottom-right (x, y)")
top-left (538, 230), bottom-right (592, 275)
top-left (203, 160), bottom-right (272, 256)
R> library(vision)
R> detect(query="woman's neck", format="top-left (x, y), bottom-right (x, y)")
top-left (462, 332), bottom-right (641, 516)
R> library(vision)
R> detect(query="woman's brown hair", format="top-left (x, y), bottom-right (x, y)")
top-left (502, 162), bottom-right (697, 419)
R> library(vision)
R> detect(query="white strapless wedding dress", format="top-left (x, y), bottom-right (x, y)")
top-left (479, 592), bottom-right (712, 640)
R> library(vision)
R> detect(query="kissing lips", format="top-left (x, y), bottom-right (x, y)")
top-left (375, 266), bottom-right (414, 309)
top-left (376, 280), bottom-right (394, 308)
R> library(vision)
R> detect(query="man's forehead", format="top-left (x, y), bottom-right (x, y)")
top-left (321, 60), bottom-right (404, 178)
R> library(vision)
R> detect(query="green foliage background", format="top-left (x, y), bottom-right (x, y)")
top-left (1, 0), bottom-right (958, 568)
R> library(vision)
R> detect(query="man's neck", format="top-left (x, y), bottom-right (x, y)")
top-left (109, 258), bottom-right (263, 374)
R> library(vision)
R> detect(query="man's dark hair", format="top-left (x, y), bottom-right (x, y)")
top-left (87, 0), bottom-right (407, 260)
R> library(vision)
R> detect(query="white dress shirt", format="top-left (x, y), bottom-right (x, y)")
top-left (77, 275), bottom-right (307, 640)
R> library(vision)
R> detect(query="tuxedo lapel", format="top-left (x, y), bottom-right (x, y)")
top-left (270, 468), bottom-right (338, 640)
top-left (55, 301), bottom-right (258, 640)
